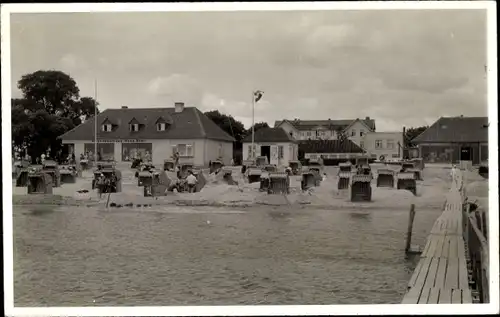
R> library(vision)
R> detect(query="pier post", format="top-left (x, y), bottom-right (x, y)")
top-left (405, 204), bottom-right (416, 253)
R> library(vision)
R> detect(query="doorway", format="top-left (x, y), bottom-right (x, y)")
top-left (460, 146), bottom-right (472, 161)
top-left (261, 145), bottom-right (271, 163)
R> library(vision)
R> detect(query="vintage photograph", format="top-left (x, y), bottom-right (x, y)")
top-left (2, 2), bottom-right (497, 316)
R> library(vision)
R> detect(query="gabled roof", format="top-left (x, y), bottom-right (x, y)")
top-left (275, 118), bottom-right (376, 131)
top-left (241, 127), bottom-right (297, 143)
top-left (412, 116), bottom-right (488, 143)
top-left (298, 139), bottom-right (365, 154)
top-left (342, 118), bottom-right (373, 132)
top-left (128, 117), bottom-right (141, 124)
top-left (59, 107), bottom-right (235, 142)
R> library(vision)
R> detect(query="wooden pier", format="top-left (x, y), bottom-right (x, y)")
top-left (402, 173), bottom-right (473, 304)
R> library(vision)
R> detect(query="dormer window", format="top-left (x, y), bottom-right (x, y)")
top-left (102, 124), bottom-right (112, 132)
top-left (129, 123), bottom-right (140, 132)
top-left (157, 122), bottom-right (166, 131)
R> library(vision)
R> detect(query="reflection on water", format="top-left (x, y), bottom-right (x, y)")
top-left (13, 204), bottom-right (440, 306)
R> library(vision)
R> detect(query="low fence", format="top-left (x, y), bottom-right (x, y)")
top-left (463, 204), bottom-right (489, 303)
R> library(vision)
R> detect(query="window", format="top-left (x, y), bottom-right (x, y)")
top-left (129, 123), bottom-right (139, 132)
top-left (392, 154), bottom-right (399, 158)
top-left (351, 129), bottom-right (356, 137)
top-left (306, 131), bottom-right (312, 137)
top-left (247, 144), bottom-right (256, 159)
top-left (278, 146), bottom-right (284, 159)
top-left (157, 123), bottom-right (166, 131)
top-left (174, 144), bottom-right (194, 157)
top-left (360, 129), bottom-right (365, 137)
top-left (386, 140), bottom-right (395, 149)
top-left (360, 141), bottom-right (364, 149)
top-left (375, 140), bottom-right (383, 149)
top-left (102, 124), bottom-right (112, 132)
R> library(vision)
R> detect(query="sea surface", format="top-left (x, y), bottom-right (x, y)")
top-left (13, 203), bottom-right (442, 306)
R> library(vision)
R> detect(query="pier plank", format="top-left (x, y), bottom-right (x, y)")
top-left (408, 258), bottom-right (424, 288)
top-left (451, 289), bottom-right (462, 304)
top-left (448, 236), bottom-right (458, 259)
top-left (445, 259), bottom-right (459, 290)
top-left (458, 256), bottom-right (469, 290)
top-left (440, 236), bottom-right (450, 258)
top-left (423, 258), bottom-right (439, 290)
top-left (418, 287), bottom-right (432, 304)
top-left (427, 287), bottom-right (441, 304)
top-left (439, 288), bottom-right (452, 304)
top-left (435, 257), bottom-right (447, 288)
top-left (462, 288), bottom-right (473, 303)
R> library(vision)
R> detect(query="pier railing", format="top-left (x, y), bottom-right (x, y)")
top-left (463, 204), bottom-right (489, 303)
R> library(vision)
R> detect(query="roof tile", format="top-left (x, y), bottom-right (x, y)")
top-left (59, 107), bottom-right (235, 142)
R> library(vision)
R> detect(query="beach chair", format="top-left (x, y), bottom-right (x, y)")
top-left (376, 169), bottom-right (395, 188)
top-left (351, 174), bottom-right (372, 202)
top-left (397, 172), bottom-right (417, 196)
top-left (268, 172), bottom-right (290, 195)
top-left (289, 161), bottom-right (302, 175)
top-left (42, 160), bottom-right (61, 187)
top-left (301, 171), bottom-right (316, 191)
top-left (27, 172), bottom-right (53, 194)
top-left (337, 171), bottom-right (351, 190)
top-left (247, 166), bottom-right (262, 183)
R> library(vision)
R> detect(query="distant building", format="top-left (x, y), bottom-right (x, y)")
top-left (362, 131), bottom-right (404, 161)
top-left (274, 117), bottom-right (376, 146)
top-left (58, 103), bottom-right (235, 166)
top-left (241, 127), bottom-right (298, 166)
top-left (412, 116), bottom-right (488, 165)
top-left (298, 139), bottom-right (367, 163)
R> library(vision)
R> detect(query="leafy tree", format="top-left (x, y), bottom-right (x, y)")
top-left (11, 70), bottom-right (99, 163)
top-left (405, 126), bottom-right (429, 147)
top-left (246, 121), bottom-right (270, 136)
top-left (204, 110), bottom-right (246, 142)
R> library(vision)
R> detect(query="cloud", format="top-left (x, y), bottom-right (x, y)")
top-left (147, 74), bottom-right (203, 106)
top-left (9, 10), bottom-right (488, 132)
top-left (59, 54), bottom-right (87, 72)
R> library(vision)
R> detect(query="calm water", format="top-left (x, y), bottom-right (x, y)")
top-left (13, 204), bottom-right (441, 306)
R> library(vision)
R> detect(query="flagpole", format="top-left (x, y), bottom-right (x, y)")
top-left (94, 79), bottom-right (98, 163)
top-left (251, 91), bottom-right (255, 160)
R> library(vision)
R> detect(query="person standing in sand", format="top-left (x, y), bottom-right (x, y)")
top-left (186, 170), bottom-right (198, 193)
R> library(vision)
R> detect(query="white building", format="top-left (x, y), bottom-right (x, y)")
top-left (362, 131), bottom-right (404, 161)
top-left (274, 117), bottom-right (376, 146)
top-left (58, 103), bottom-right (235, 166)
top-left (241, 127), bottom-right (298, 166)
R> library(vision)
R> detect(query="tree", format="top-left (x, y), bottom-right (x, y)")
top-left (405, 126), bottom-right (429, 147)
top-left (246, 121), bottom-right (269, 136)
top-left (11, 70), bottom-right (99, 162)
top-left (204, 110), bottom-right (246, 142)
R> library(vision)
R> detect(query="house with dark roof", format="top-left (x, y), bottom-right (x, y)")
top-left (241, 127), bottom-right (298, 166)
top-left (274, 117), bottom-right (376, 146)
top-left (411, 116), bottom-right (488, 164)
top-left (58, 102), bottom-right (235, 166)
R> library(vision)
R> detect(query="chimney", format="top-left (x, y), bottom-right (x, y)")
top-left (365, 116), bottom-right (370, 120)
top-left (175, 102), bottom-right (185, 113)
top-left (122, 106), bottom-right (128, 109)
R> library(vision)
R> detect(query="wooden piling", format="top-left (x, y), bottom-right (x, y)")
top-left (405, 204), bottom-right (416, 253)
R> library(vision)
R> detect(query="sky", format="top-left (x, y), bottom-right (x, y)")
top-left (9, 9), bottom-right (488, 131)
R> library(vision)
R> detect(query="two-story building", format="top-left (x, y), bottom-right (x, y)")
top-left (362, 131), bottom-right (404, 161)
top-left (274, 117), bottom-right (376, 146)
top-left (58, 102), bottom-right (235, 166)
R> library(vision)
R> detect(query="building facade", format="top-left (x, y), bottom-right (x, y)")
top-left (362, 131), bottom-right (404, 161)
top-left (412, 116), bottom-right (488, 165)
top-left (274, 117), bottom-right (376, 146)
top-left (242, 127), bottom-right (298, 166)
top-left (59, 103), bottom-right (235, 166)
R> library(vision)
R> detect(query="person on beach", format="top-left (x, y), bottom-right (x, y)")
top-left (175, 165), bottom-right (181, 179)
top-left (186, 170), bottom-right (197, 193)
